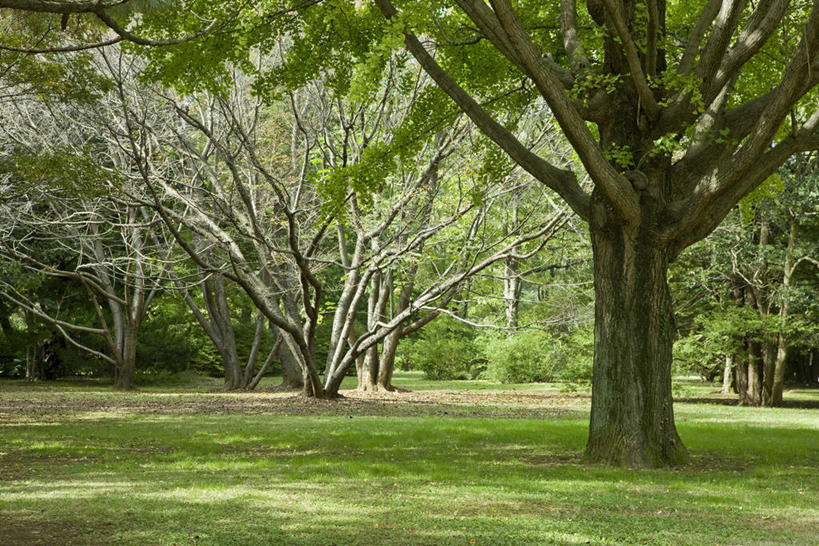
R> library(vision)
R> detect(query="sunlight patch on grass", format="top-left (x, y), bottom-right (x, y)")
top-left (1, 382), bottom-right (817, 545)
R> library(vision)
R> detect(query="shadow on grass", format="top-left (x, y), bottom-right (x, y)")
top-left (1, 388), bottom-right (818, 545)
top-left (2, 455), bottom-right (817, 546)
top-left (677, 396), bottom-right (819, 409)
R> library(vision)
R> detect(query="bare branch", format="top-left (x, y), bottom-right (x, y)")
top-left (560, 0), bottom-right (589, 72)
top-left (678, 0), bottom-right (721, 75)
top-left (706, 0), bottom-right (791, 105)
top-left (94, 10), bottom-right (219, 48)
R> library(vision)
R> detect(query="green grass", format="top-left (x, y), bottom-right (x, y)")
top-left (1, 375), bottom-right (817, 545)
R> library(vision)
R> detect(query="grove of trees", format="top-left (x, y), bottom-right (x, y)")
top-left (0, 0), bottom-right (817, 468)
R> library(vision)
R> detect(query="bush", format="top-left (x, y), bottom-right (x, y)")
top-left (483, 330), bottom-right (559, 383)
top-left (557, 328), bottom-right (594, 385)
top-left (404, 317), bottom-right (484, 380)
top-left (482, 326), bottom-right (593, 384)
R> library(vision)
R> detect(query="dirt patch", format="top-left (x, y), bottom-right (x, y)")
top-left (0, 389), bottom-right (590, 424)
top-left (0, 519), bottom-right (107, 546)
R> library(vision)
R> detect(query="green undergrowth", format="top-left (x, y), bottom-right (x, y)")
top-left (0, 378), bottom-right (817, 545)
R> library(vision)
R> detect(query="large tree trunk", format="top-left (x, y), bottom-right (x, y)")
top-left (584, 216), bottom-right (687, 468)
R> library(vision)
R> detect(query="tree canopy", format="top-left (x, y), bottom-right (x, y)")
top-left (1, 0), bottom-right (817, 468)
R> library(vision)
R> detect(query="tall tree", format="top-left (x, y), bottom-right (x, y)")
top-left (363, 0), bottom-right (819, 467)
top-left (3, 0), bottom-right (817, 466)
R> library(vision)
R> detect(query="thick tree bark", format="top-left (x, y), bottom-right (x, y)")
top-left (585, 205), bottom-right (687, 467)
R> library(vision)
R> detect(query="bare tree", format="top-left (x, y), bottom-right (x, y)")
top-left (0, 126), bottom-right (170, 389)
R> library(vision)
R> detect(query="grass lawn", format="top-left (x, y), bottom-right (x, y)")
top-left (1, 373), bottom-right (817, 545)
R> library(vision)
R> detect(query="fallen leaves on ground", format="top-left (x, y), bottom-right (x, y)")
top-left (0, 388), bottom-right (590, 424)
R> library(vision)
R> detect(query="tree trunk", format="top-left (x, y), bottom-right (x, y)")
top-left (278, 339), bottom-right (304, 390)
top-left (377, 328), bottom-right (400, 391)
top-left (746, 340), bottom-right (763, 406)
top-left (761, 340), bottom-right (777, 405)
top-left (359, 347), bottom-right (379, 392)
top-left (769, 216), bottom-right (798, 406)
top-left (721, 355), bottom-right (733, 395)
top-left (303, 362), bottom-right (324, 397)
top-left (114, 323), bottom-right (138, 390)
top-left (771, 333), bottom-right (789, 405)
top-left (503, 257), bottom-right (521, 330)
top-left (503, 201), bottom-right (521, 330)
top-left (375, 272), bottom-right (415, 392)
top-left (358, 269), bottom-right (390, 392)
top-left (221, 348), bottom-right (243, 391)
top-left (584, 217), bottom-right (687, 468)
top-left (736, 356), bottom-right (751, 403)
top-left (25, 344), bottom-right (39, 382)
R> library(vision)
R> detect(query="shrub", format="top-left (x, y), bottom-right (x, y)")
top-left (482, 326), bottom-right (593, 384)
top-left (404, 317), bottom-right (484, 380)
top-left (483, 330), bottom-right (560, 383)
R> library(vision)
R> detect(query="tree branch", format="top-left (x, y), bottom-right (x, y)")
top-left (678, 0), bottom-right (721, 75)
top-left (373, 0), bottom-right (593, 221)
top-left (697, 0), bottom-right (749, 91)
top-left (600, 0), bottom-right (659, 118)
top-left (0, 37), bottom-right (123, 54)
top-left (705, 0), bottom-right (790, 105)
top-left (94, 10), bottom-right (219, 47)
top-left (560, 0), bottom-right (589, 73)
top-left (486, 0), bottom-right (640, 222)
top-left (0, 0), bottom-right (131, 13)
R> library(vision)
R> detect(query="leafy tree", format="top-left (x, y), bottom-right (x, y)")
top-left (3, 0), bottom-right (818, 467)
top-left (672, 153), bottom-right (819, 405)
